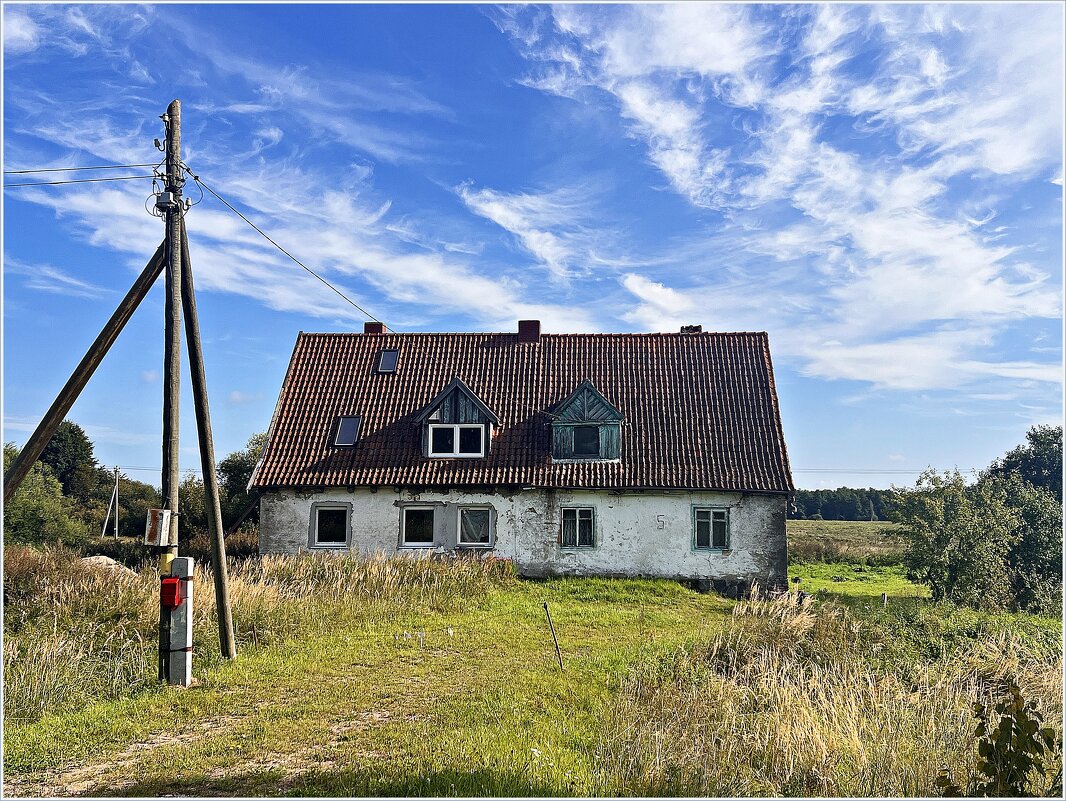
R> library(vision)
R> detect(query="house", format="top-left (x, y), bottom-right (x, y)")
top-left (249, 321), bottom-right (794, 592)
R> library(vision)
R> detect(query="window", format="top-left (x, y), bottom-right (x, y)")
top-left (572, 425), bottom-right (599, 458)
top-left (401, 506), bottom-right (435, 547)
top-left (458, 507), bottom-right (493, 548)
top-left (310, 504), bottom-right (350, 548)
top-left (561, 507), bottom-right (595, 548)
top-left (334, 415), bottom-right (361, 446)
top-left (428, 424), bottom-right (485, 457)
top-left (377, 349), bottom-right (399, 373)
top-left (694, 508), bottom-right (729, 550)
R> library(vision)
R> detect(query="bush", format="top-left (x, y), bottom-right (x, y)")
top-left (3, 444), bottom-right (90, 547)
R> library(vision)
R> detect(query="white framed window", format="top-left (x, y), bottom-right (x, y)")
top-left (693, 507), bottom-right (729, 550)
top-left (401, 506), bottom-right (436, 547)
top-left (333, 415), bottom-right (361, 446)
top-left (309, 503), bottom-right (351, 548)
top-left (457, 506), bottom-right (494, 548)
top-left (428, 424), bottom-right (485, 457)
top-left (561, 507), bottom-right (595, 548)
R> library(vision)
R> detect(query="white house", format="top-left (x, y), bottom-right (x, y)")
top-left (250, 321), bottom-right (794, 593)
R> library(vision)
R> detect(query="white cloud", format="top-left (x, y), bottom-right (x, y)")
top-left (3, 9), bottom-right (40, 55)
top-left (4, 257), bottom-right (112, 299)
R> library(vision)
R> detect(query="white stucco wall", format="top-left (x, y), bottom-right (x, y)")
top-left (259, 487), bottom-right (787, 588)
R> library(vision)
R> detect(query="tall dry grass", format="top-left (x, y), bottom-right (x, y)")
top-left (598, 588), bottom-right (1063, 797)
top-left (2, 545), bottom-right (514, 723)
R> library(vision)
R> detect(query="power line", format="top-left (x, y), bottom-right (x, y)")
top-left (3, 163), bottom-right (160, 175)
top-left (180, 164), bottom-right (384, 325)
top-left (4, 174), bottom-right (157, 188)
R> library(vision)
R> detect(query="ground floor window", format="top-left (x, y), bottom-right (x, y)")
top-left (561, 507), bottom-right (595, 547)
top-left (693, 507), bottom-right (729, 549)
top-left (401, 506), bottom-right (436, 547)
top-left (458, 506), bottom-right (494, 548)
top-left (310, 503), bottom-right (351, 548)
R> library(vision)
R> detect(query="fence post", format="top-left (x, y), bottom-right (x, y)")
top-left (543, 602), bottom-right (564, 671)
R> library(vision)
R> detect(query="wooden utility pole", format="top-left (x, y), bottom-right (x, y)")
top-left (2, 243), bottom-right (166, 504)
top-left (160, 99), bottom-right (183, 576)
top-left (180, 219), bottom-right (237, 659)
top-left (114, 466), bottom-right (120, 538)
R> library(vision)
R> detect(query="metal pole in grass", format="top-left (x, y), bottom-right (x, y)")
top-left (543, 602), bottom-right (564, 671)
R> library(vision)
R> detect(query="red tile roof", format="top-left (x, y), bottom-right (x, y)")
top-left (250, 331), bottom-right (794, 493)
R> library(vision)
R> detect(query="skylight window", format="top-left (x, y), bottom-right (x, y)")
top-left (334, 415), bottom-right (361, 446)
top-left (377, 349), bottom-right (399, 373)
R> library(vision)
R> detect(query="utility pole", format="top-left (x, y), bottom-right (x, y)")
top-left (114, 466), bottom-right (120, 538)
top-left (160, 99), bottom-right (183, 576)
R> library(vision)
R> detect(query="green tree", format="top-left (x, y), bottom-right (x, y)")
top-left (218, 432), bottom-right (266, 528)
top-left (177, 472), bottom-right (208, 541)
top-left (893, 470), bottom-right (1019, 609)
top-left (1002, 476), bottom-right (1063, 615)
top-left (985, 424), bottom-right (1063, 503)
top-left (3, 443), bottom-right (89, 546)
top-left (38, 420), bottom-right (97, 500)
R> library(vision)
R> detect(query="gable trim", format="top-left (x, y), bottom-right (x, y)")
top-left (414, 376), bottom-right (500, 424)
top-left (551, 378), bottom-right (623, 422)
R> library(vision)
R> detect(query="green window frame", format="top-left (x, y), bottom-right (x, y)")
top-left (693, 507), bottom-right (729, 550)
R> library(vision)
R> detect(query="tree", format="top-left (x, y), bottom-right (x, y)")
top-left (985, 425), bottom-right (1063, 503)
top-left (893, 470), bottom-right (1019, 609)
top-left (38, 420), bottom-right (97, 500)
top-left (1002, 476), bottom-right (1063, 615)
top-left (218, 432), bottom-right (266, 528)
top-left (3, 443), bottom-right (89, 546)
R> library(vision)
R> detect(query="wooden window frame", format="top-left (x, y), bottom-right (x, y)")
top-left (560, 506), bottom-right (596, 549)
top-left (692, 506), bottom-right (729, 551)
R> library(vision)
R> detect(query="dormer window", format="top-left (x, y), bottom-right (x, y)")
top-left (415, 377), bottom-right (499, 460)
top-left (333, 415), bottom-right (361, 446)
top-left (551, 380), bottom-right (623, 462)
top-left (377, 349), bottom-right (398, 373)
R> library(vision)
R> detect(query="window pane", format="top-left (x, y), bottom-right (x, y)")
top-left (316, 508), bottom-right (347, 544)
top-left (404, 508), bottom-right (434, 544)
top-left (335, 416), bottom-right (360, 446)
top-left (712, 519), bottom-right (728, 548)
top-left (695, 519), bottom-right (711, 548)
top-left (696, 510), bottom-right (711, 523)
top-left (561, 508), bottom-right (577, 547)
top-left (460, 508), bottom-right (491, 545)
top-left (578, 513), bottom-right (594, 547)
top-left (573, 425), bottom-right (599, 457)
top-left (377, 349), bottom-right (399, 373)
top-left (458, 426), bottom-right (483, 455)
top-left (431, 427), bottom-right (454, 454)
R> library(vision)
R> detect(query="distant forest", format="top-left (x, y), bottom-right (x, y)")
top-left (789, 488), bottom-right (896, 521)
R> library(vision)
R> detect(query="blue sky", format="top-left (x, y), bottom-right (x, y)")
top-left (3, 2), bottom-right (1063, 490)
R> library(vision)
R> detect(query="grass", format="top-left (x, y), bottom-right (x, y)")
top-left (3, 522), bottom-right (1062, 797)
top-left (787, 519), bottom-right (906, 564)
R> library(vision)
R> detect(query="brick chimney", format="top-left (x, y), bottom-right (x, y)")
top-left (363, 322), bottom-right (387, 334)
top-left (680, 324), bottom-right (703, 334)
top-left (517, 319), bottom-right (541, 343)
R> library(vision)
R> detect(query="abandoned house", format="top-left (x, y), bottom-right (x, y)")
top-left (250, 321), bottom-right (794, 590)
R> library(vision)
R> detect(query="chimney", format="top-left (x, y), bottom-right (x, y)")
top-left (680, 324), bottom-right (703, 334)
top-left (363, 321), bottom-right (387, 335)
top-left (517, 319), bottom-right (541, 343)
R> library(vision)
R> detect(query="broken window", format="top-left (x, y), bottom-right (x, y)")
top-left (561, 507), bottom-right (595, 548)
top-left (458, 507), bottom-right (493, 547)
top-left (694, 508), bottom-right (728, 549)
top-left (428, 424), bottom-right (485, 457)
top-left (333, 415), bottom-right (361, 446)
top-left (402, 506), bottom-right (435, 547)
top-left (312, 505), bottom-right (349, 547)
top-left (572, 425), bottom-right (599, 458)
top-left (377, 349), bottom-right (399, 373)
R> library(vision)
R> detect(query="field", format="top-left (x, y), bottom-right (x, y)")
top-left (3, 521), bottom-right (1062, 797)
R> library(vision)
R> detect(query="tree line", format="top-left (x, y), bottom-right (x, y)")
top-left (789, 488), bottom-right (896, 520)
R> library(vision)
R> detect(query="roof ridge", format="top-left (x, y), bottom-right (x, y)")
top-left (299, 330), bottom-right (770, 337)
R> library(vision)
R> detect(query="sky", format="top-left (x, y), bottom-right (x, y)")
top-left (2, 2), bottom-right (1063, 491)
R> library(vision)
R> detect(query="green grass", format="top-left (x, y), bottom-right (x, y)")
top-left (787, 518), bottom-right (905, 564)
top-left (4, 533), bottom-right (1061, 798)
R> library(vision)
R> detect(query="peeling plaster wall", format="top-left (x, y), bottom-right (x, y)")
top-left (259, 488), bottom-right (787, 588)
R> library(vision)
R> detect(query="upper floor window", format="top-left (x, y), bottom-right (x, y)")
top-left (333, 415), bottom-right (361, 446)
top-left (551, 380), bottom-right (623, 462)
top-left (429, 424), bottom-right (485, 457)
top-left (693, 507), bottom-right (729, 550)
top-left (377, 349), bottom-right (399, 373)
top-left (572, 425), bottom-right (599, 458)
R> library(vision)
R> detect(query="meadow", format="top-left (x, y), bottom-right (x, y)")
top-left (2, 521), bottom-right (1062, 797)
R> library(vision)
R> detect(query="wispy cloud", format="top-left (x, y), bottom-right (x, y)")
top-left (5, 257), bottom-right (113, 299)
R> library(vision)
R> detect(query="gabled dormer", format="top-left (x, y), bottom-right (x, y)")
top-left (415, 377), bottom-right (499, 458)
top-left (551, 379), bottom-right (623, 462)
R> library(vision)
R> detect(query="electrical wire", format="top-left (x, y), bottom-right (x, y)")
top-left (4, 174), bottom-right (158, 188)
top-left (3, 163), bottom-right (161, 175)
top-left (180, 163), bottom-right (384, 325)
